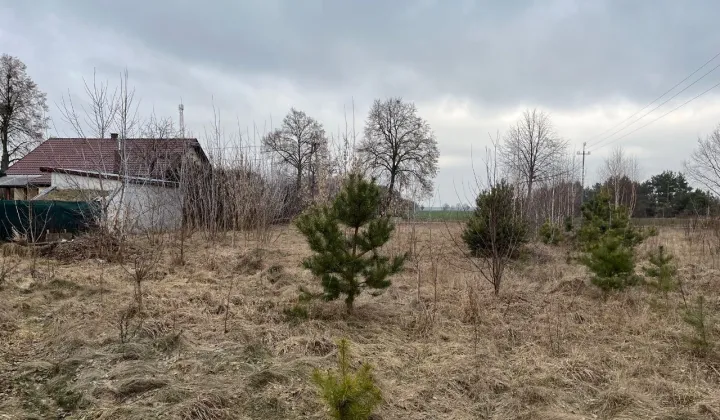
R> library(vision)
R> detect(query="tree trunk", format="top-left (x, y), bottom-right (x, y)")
top-left (386, 172), bottom-right (396, 214)
top-left (525, 177), bottom-right (534, 218)
top-left (1, 129), bottom-right (9, 173)
top-left (614, 179), bottom-right (620, 209)
top-left (492, 255), bottom-right (502, 296)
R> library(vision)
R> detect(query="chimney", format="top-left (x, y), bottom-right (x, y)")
top-left (111, 132), bottom-right (120, 152)
top-left (111, 133), bottom-right (123, 174)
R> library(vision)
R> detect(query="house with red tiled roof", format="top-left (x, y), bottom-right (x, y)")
top-left (1, 134), bottom-right (207, 199)
top-left (0, 134), bottom-right (207, 231)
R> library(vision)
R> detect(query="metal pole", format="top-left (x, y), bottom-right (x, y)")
top-left (577, 142), bottom-right (591, 224)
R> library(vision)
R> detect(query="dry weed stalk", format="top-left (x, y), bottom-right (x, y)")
top-left (465, 280), bottom-right (481, 355)
top-left (0, 250), bottom-right (20, 286)
top-left (5, 201), bottom-right (53, 279)
top-left (546, 302), bottom-right (567, 357)
top-left (116, 236), bottom-right (162, 344)
top-left (121, 235), bottom-right (163, 315)
top-left (223, 276), bottom-right (236, 334)
top-left (404, 220), bottom-right (443, 335)
top-left (131, 257), bottom-right (151, 312)
top-left (181, 107), bottom-right (288, 248)
top-left (118, 303), bottom-right (140, 344)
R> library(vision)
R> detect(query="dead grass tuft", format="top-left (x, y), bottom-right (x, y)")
top-left (154, 330), bottom-right (184, 353)
top-left (247, 368), bottom-right (289, 390)
top-left (180, 393), bottom-right (232, 420)
top-left (1, 242), bottom-right (30, 257)
top-left (264, 263), bottom-right (292, 286)
top-left (588, 387), bottom-right (638, 418)
top-left (113, 342), bottom-right (156, 361)
top-left (43, 230), bottom-right (141, 263)
top-left (115, 377), bottom-right (169, 400)
top-left (236, 248), bottom-right (265, 275)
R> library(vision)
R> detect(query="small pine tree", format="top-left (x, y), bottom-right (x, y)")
top-left (312, 338), bottom-right (383, 420)
top-left (642, 245), bottom-right (678, 297)
top-left (462, 181), bottom-right (527, 259)
top-left (682, 296), bottom-right (714, 357)
top-left (577, 188), bottom-right (645, 251)
top-left (581, 235), bottom-right (639, 292)
top-left (578, 188), bottom-right (647, 292)
top-left (539, 220), bottom-right (562, 245)
top-left (295, 174), bottom-right (405, 313)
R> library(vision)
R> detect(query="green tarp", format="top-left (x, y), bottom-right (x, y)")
top-left (0, 200), bottom-right (100, 242)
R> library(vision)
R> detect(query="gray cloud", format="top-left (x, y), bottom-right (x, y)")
top-left (6, 0), bottom-right (720, 108)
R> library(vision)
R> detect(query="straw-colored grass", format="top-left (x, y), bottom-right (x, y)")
top-left (0, 223), bottom-right (719, 419)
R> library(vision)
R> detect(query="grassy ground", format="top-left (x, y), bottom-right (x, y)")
top-left (411, 210), bottom-right (472, 221)
top-left (411, 212), bottom-right (699, 226)
top-left (1, 223), bottom-right (719, 419)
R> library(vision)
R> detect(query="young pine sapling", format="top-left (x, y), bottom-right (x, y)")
top-left (312, 338), bottom-right (383, 420)
top-left (581, 235), bottom-right (639, 292)
top-left (642, 245), bottom-right (678, 299)
top-left (682, 296), bottom-right (715, 357)
top-left (296, 174), bottom-right (405, 313)
top-left (461, 180), bottom-right (527, 295)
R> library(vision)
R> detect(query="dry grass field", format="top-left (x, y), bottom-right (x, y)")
top-left (1, 222), bottom-right (719, 419)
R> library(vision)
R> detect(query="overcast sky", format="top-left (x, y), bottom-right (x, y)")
top-left (2, 0), bottom-right (720, 205)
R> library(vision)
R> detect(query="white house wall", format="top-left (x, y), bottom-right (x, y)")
top-left (50, 172), bottom-right (182, 233)
top-left (120, 183), bottom-right (182, 232)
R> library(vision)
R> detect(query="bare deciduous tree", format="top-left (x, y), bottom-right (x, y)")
top-left (262, 108), bottom-right (325, 202)
top-left (58, 69), bottom-right (119, 139)
top-left (57, 69), bottom-right (141, 235)
top-left (600, 145), bottom-right (640, 214)
top-left (359, 97), bottom-right (439, 211)
top-left (501, 109), bottom-right (567, 211)
top-left (532, 152), bottom-right (581, 226)
top-left (686, 125), bottom-right (720, 197)
top-left (329, 100), bottom-right (359, 180)
top-left (0, 54), bottom-right (49, 172)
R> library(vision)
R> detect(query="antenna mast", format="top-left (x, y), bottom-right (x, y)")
top-left (178, 103), bottom-right (185, 138)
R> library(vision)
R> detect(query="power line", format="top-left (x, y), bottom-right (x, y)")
top-left (588, 79), bottom-right (720, 153)
top-left (587, 59), bottom-right (720, 150)
top-left (585, 50), bottom-right (720, 147)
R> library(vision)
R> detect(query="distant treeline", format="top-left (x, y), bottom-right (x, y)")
top-left (416, 170), bottom-right (719, 222)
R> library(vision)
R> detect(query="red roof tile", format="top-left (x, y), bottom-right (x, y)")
top-left (5, 137), bottom-right (205, 186)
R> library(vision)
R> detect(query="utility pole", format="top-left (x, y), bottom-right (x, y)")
top-left (577, 142), bottom-right (591, 222)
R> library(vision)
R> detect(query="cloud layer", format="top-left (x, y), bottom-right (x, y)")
top-left (2, 0), bottom-right (720, 204)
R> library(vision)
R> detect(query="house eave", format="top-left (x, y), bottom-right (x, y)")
top-left (39, 167), bottom-right (179, 188)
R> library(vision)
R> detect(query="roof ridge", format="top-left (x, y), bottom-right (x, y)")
top-left (45, 137), bottom-right (200, 141)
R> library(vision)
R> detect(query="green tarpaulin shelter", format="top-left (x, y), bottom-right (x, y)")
top-left (0, 200), bottom-right (99, 242)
